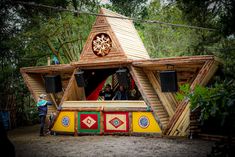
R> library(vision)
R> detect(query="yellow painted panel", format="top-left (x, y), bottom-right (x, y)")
top-left (132, 112), bottom-right (161, 133)
top-left (52, 111), bottom-right (75, 133)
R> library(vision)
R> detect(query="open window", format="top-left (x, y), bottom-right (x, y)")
top-left (63, 67), bottom-right (142, 102)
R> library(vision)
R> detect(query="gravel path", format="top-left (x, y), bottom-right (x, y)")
top-left (8, 125), bottom-right (214, 157)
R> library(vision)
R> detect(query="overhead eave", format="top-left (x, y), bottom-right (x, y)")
top-left (20, 64), bottom-right (75, 74)
top-left (71, 59), bottom-right (133, 69)
top-left (132, 55), bottom-right (220, 68)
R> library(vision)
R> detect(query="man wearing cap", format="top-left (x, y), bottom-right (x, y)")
top-left (37, 94), bottom-right (52, 136)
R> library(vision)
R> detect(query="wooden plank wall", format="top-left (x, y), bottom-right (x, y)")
top-left (104, 8), bottom-right (150, 60)
top-left (79, 9), bottom-right (127, 63)
top-left (190, 108), bottom-right (201, 137)
top-left (146, 71), bottom-right (178, 118)
top-left (129, 66), bottom-right (169, 130)
top-left (59, 70), bottom-right (86, 106)
top-left (165, 60), bottom-right (219, 136)
top-left (22, 73), bottom-right (57, 115)
top-left (79, 8), bottom-right (150, 63)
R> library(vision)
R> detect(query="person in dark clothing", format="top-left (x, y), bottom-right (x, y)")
top-left (37, 94), bottom-right (52, 136)
top-left (113, 85), bottom-right (128, 100)
top-left (99, 84), bottom-right (114, 100)
top-left (0, 121), bottom-right (15, 157)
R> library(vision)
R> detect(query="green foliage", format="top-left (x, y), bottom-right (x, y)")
top-left (107, 0), bottom-right (148, 18)
top-left (0, 0), bottom-right (99, 127)
top-left (138, 0), bottom-right (200, 57)
top-left (22, 12), bottom-right (95, 64)
top-left (177, 81), bottom-right (235, 128)
top-left (176, 0), bottom-right (235, 37)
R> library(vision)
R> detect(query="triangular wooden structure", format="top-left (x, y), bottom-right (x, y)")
top-left (21, 65), bottom-right (75, 114)
top-left (79, 8), bottom-right (150, 63)
top-left (20, 8), bottom-right (221, 136)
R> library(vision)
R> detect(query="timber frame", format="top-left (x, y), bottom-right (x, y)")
top-left (20, 8), bottom-right (221, 136)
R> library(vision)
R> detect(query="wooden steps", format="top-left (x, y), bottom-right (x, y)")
top-left (129, 66), bottom-right (169, 129)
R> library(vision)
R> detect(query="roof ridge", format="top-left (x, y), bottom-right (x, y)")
top-left (100, 8), bottom-right (127, 18)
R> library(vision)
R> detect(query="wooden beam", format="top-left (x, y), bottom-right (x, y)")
top-left (71, 60), bottom-right (132, 69)
top-left (132, 55), bottom-right (216, 67)
top-left (21, 72), bottom-right (38, 102)
top-left (164, 60), bottom-right (219, 136)
top-left (49, 93), bottom-right (58, 109)
top-left (128, 66), bottom-right (165, 130)
top-left (74, 112), bottom-right (78, 136)
top-left (146, 71), bottom-right (176, 117)
top-left (20, 64), bottom-right (75, 73)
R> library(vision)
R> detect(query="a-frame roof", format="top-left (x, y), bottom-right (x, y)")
top-left (79, 8), bottom-right (150, 63)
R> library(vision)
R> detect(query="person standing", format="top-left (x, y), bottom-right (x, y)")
top-left (37, 94), bottom-right (52, 136)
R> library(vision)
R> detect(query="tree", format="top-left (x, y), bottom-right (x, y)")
top-left (22, 13), bottom-right (95, 64)
top-left (173, 0), bottom-right (235, 78)
top-left (0, 0), bottom-right (99, 126)
top-left (106, 0), bottom-right (148, 18)
top-left (138, 0), bottom-right (199, 57)
top-left (176, 0), bottom-right (235, 37)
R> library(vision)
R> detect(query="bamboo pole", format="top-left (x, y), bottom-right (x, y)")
top-left (50, 93), bottom-right (58, 109)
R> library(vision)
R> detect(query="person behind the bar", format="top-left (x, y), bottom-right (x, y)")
top-left (37, 94), bottom-right (52, 136)
top-left (99, 84), bottom-right (114, 100)
top-left (113, 85), bottom-right (128, 100)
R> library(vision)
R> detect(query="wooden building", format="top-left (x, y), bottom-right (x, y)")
top-left (20, 8), bottom-right (220, 136)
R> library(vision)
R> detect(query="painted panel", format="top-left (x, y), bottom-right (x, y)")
top-left (52, 111), bottom-right (75, 133)
top-left (132, 112), bottom-right (161, 133)
top-left (104, 112), bottom-right (129, 133)
top-left (78, 112), bottom-right (100, 133)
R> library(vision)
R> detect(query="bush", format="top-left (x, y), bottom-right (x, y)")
top-left (177, 80), bottom-right (235, 135)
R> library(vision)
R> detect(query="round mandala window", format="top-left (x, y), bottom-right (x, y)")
top-left (92, 33), bottom-right (112, 57)
top-left (61, 116), bottom-right (70, 127)
top-left (138, 116), bottom-right (150, 129)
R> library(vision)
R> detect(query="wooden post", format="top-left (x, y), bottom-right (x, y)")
top-left (100, 106), bottom-right (104, 135)
top-left (50, 93), bottom-right (58, 109)
top-left (129, 112), bottom-right (132, 135)
top-left (165, 60), bottom-right (219, 136)
top-left (74, 112), bottom-right (78, 136)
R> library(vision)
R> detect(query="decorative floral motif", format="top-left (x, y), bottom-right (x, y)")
top-left (92, 33), bottom-right (112, 57)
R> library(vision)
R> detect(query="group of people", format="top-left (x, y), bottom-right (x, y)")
top-left (99, 84), bottom-right (129, 100)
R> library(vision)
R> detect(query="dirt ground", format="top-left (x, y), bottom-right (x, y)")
top-left (8, 125), bottom-right (214, 157)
